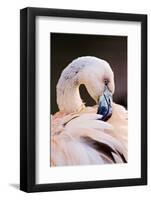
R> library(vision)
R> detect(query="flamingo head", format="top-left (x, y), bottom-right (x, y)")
top-left (57, 56), bottom-right (115, 120)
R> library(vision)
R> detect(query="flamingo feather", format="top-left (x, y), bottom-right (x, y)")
top-left (51, 56), bottom-right (127, 166)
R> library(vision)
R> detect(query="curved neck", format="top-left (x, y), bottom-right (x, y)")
top-left (57, 79), bottom-right (85, 113)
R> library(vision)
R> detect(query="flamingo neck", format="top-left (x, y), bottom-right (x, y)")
top-left (57, 81), bottom-right (85, 113)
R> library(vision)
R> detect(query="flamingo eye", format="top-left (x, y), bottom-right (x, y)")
top-left (104, 79), bottom-right (109, 85)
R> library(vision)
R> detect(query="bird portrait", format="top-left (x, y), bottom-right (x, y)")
top-left (51, 56), bottom-right (128, 166)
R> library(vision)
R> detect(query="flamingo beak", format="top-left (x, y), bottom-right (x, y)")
top-left (97, 85), bottom-right (113, 121)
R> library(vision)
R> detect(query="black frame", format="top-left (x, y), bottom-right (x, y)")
top-left (20, 7), bottom-right (147, 192)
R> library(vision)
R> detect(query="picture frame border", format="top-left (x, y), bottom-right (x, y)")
top-left (20, 7), bottom-right (147, 192)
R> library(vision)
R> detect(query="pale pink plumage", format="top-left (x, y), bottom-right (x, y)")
top-left (51, 103), bottom-right (127, 166)
top-left (51, 56), bottom-right (128, 166)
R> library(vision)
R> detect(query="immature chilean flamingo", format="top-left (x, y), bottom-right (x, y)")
top-left (51, 56), bottom-right (127, 166)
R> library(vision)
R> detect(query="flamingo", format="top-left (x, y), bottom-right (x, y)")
top-left (51, 56), bottom-right (127, 166)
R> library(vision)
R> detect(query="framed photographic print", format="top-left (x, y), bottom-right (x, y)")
top-left (20, 7), bottom-right (147, 192)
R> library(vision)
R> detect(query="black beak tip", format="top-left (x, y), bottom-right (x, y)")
top-left (97, 105), bottom-right (112, 121)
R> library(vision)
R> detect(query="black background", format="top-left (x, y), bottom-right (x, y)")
top-left (51, 33), bottom-right (127, 114)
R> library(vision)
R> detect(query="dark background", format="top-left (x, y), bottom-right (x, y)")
top-left (51, 33), bottom-right (127, 114)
